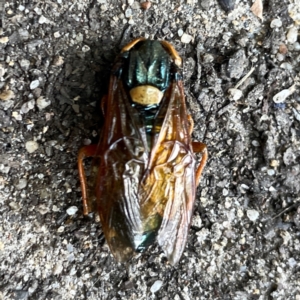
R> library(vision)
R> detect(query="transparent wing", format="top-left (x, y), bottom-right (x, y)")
top-left (95, 75), bottom-right (149, 262)
top-left (140, 80), bottom-right (197, 265)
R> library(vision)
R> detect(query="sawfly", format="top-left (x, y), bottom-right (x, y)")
top-left (78, 38), bottom-right (208, 265)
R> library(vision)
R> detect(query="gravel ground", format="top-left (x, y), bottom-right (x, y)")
top-left (1, 0), bottom-right (300, 299)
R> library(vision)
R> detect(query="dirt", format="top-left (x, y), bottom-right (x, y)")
top-left (0, 0), bottom-right (300, 299)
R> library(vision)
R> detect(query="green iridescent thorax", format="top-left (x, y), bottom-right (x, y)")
top-left (123, 40), bottom-right (171, 92)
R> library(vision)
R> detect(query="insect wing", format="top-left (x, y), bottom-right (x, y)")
top-left (96, 74), bottom-right (149, 262)
top-left (141, 80), bottom-right (197, 265)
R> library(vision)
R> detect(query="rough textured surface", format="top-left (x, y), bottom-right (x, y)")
top-left (1, 0), bottom-right (300, 299)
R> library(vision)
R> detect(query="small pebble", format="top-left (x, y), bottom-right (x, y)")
top-left (125, 8), bottom-right (132, 18)
top-left (30, 80), bottom-right (40, 90)
top-left (227, 49), bottom-right (247, 79)
top-left (140, 1), bottom-right (151, 10)
top-left (12, 111), bottom-right (22, 121)
top-left (150, 280), bottom-right (163, 293)
top-left (270, 18), bottom-right (282, 28)
top-left (53, 56), bottom-right (64, 66)
top-left (57, 226), bottom-right (65, 233)
top-left (222, 188), bottom-right (229, 196)
top-left (181, 33), bottom-right (193, 44)
top-left (0, 90), bottom-right (15, 101)
top-left (39, 15), bottom-right (48, 24)
top-left (279, 43), bottom-right (288, 54)
top-left (66, 206), bottom-right (78, 216)
top-left (273, 84), bottom-right (296, 103)
top-left (21, 100), bottom-right (35, 114)
top-left (15, 178), bottom-right (28, 190)
top-left (36, 96), bottom-right (51, 110)
top-left (53, 263), bottom-right (63, 275)
top-left (25, 141), bottom-right (39, 153)
top-left (247, 209), bottom-right (259, 221)
top-left (270, 160), bottom-right (280, 167)
top-left (280, 62), bottom-right (293, 70)
top-left (0, 37), bottom-right (9, 44)
top-left (218, 0), bottom-right (235, 12)
top-left (18, 5), bottom-right (25, 11)
top-left (288, 258), bottom-right (297, 268)
top-left (82, 45), bottom-right (90, 53)
top-left (54, 31), bottom-right (61, 38)
top-left (203, 53), bottom-right (214, 63)
top-left (178, 29), bottom-right (184, 37)
top-left (228, 88), bottom-right (243, 101)
top-left (287, 27), bottom-right (298, 44)
top-left (72, 104), bottom-right (80, 113)
top-left (34, 7), bottom-right (42, 15)
top-left (19, 59), bottom-right (30, 70)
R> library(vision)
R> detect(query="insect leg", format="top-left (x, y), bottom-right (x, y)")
top-left (100, 95), bottom-right (107, 115)
top-left (78, 144), bottom-right (98, 215)
top-left (160, 40), bottom-right (182, 67)
top-left (192, 142), bottom-right (208, 186)
top-left (121, 37), bottom-right (146, 52)
top-left (187, 114), bottom-right (194, 136)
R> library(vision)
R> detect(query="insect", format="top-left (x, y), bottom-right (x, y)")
top-left (78, 38), bottom-right (208, 265)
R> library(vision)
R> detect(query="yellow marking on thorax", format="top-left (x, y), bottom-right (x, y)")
top-left (130, 85), bottom-right (163, 106)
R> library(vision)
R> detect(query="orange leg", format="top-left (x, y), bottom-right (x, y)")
top-left (121, 37), bottom-right (146, 52)
top-left (192, 142), bottom-right (208, 186)
top-left (78, 144), bottom-right (98, 215)
top-left (187, 114), bottom-right (194, 136)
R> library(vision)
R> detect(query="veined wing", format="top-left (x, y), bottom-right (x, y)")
top-left (96, 74), bottom-right (149, 262)
top-left (140, 80), bottom-right (196, 265)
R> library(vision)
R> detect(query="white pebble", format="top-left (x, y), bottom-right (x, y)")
top-left (34, 7), bottom-right (42, 15)
top-left (294, 42), bottom-right (300, 51)
top-left (247, 209), bottom-right (259, 221)
top-left (251, 140), bottom-right (260, 147)
top-left (38, 15), bottom-right (48, 24)
top-left (18, 5), bottom-right (25, 11)
top-left (15, 178), bottom-right (28, 190)
top-left (228, 88), bottom-right (243, 101)
top-left (273, 84), bottom-right (296, 103)
top-left (267, 169), bottom-right (275, 176)
top-left (82, 45), bottom-right (90, 52)
top-left (288, 257), bottom-right (297, 268)
top-left (287, 27), bottom-right (298, 44)
top-left (222, 188), bottom-right (229, 196)
top-left (25, 141), bottom-right (39, 153)
top-left (181, 33), bottom-right (193, 44)
top-left (54, 31), bottom-right (61, 38)
top-left (21, 99), bottom-right (35, 114)
top-left (0, 37), bottom-right (9, 44)
top-left (280, 62), bottom-right (293, 70)
top-left (270, 18), bottom-right (282, 28)
top-left (30, 80), bottom-right (40, 90)
top-left (66, 206), bottom-right (78, 216)
top-left (36, 96), bottom-right (51, 110)
top-left (178, 29), bottom-right (184, 37)
top-left (53, 263), bottom-right (63, 275)
top-left (57, 226), bottom-right (65, 233)
top-left (12, 111), bottom-right (22, 121)
top-left (150, 280), bottom-right (163, 293)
